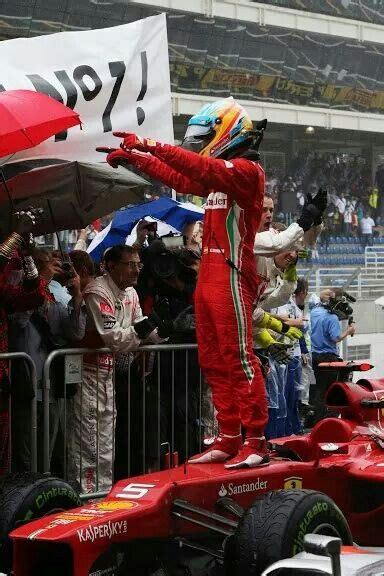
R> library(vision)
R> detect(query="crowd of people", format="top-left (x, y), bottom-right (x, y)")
top-left (266, 152), bottom-right (383, 246)
top-left (0, 99), bottom-right (363, 494)
top-left (0, 196), bottom-right (348, 493)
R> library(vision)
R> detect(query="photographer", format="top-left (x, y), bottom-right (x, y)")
top-left (309, 288), bottom-right (355, 425)
top-left (137, 238), bottom-right (201, 467)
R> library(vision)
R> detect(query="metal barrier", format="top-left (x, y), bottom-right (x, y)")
top-left (298, 264), bottom-right (384, 298)
top-left (0, 352), bottom-right (38, 473)
top-left (42, 344), bottom-right (204, 498)
top-left (365, 246), bottom-right (384, 270)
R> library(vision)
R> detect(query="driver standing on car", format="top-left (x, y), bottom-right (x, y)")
top-left (100, 97), bottom-right (273, 468)
top-left (100, 98), bottom-right (328, 468)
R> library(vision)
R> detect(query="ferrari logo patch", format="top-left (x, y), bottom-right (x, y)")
top-left (284, 476), bottom-right (303, 489)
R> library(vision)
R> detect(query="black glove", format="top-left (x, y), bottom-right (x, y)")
top-left (297, 188), bottom-right (328, 232)
top-left (268, 343), bottom-right (291, 365)
top-left (134, 315), bottom-right (158, 340)
top-left (312, 187), bottom-right (328, 225)
top-left (134, 298), bottom-right (174, 340)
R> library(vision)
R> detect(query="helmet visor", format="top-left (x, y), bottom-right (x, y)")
top-left (184, 124), bottom-right (212, 138)
top-left (181, 124), bottom-right (214, 154)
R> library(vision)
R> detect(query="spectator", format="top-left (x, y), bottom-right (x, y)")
top-left (141, 244), bottom-right (201, 468)
top-left (0, 213), bottom-right (50, 473)
top-left (368, 187), bottom-right (379, 218)
top-left (343, 198), bottom-right (354, 236)
top-left (309, 289), bottom-right (355, 425)
top-left (48, 250), bottom-right (72, 307)
top-left (8, 249), bottom-right (82, 473)
top-left (68, 245), bottom-right (170, 492)
top-left (360, 211), bottom-right (375, 247)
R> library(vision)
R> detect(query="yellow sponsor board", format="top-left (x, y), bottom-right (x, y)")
top-left (95, 500), bottom-right (138, 511)
top-left (58, 513), bottom-right (96, 521)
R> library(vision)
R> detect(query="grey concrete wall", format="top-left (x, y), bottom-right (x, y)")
top-left (352, 299), bottom-right (384, 334)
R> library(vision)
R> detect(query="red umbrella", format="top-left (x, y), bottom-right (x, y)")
top-left (0, 89), bottom-right (81, 158)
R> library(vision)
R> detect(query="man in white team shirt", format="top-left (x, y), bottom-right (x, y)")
top-left (254, 194), bottom-right (324, 269)
top-left (69, 245), bottom-right (170, 493)
top-left (360, 211), bottom-right (375, 248)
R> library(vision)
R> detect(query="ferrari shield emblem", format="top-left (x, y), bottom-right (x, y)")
top-left (284, 476), bottom-right (303, 489)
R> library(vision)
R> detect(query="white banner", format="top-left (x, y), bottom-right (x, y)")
top-left (0, 13), bottom-right (173, 163)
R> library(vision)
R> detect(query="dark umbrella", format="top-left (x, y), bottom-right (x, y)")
top-left (0, 160), bottom-right (153, 235)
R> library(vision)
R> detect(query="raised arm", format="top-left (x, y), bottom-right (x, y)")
top-left (101, 147), bottom-right (206, 198)
top-left (107, 134), bottom-right (265, 208)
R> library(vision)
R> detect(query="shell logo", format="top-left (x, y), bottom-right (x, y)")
top-left (284, 477), bottom-right (303, 489)
top-left (96, 500), bottom-right (138, 511)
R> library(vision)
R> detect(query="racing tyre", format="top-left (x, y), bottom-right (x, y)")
top-left (0, 472), bottom-right (81, 574)
top-left (224, 489), bottom-right (352, 576)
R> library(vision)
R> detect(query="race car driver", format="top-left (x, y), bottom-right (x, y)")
top-left (100, 100), bottom-right (327, 467)
top-left (69, 245), bottom-right (170, 492)
top-left (99, 97), bottom-right (272, 468)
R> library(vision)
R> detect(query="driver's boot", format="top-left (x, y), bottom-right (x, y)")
top-left (188, 433), bottom-right (242, 464)
top-left (224, 437), bottom-right (269, 469)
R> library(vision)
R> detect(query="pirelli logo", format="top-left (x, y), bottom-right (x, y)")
top-left (206, 192), bottom-right (227, 209)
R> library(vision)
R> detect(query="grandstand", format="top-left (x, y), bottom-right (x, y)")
top-left (1, 1), bottom-right (384, 270)
top-left (0, 0), bottom-right (383, 372)
top-left (299, 244), bottom-right (384, 299)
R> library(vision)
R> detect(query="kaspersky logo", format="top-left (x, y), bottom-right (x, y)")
top-left (218, 478), bottom-right (268, 498)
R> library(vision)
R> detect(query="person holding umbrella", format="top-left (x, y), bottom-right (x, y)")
top-left (0, 210), bottom-right (51, 474)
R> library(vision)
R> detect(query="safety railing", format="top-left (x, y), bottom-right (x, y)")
top-left (42, 344), bottom-right (206, 499)
top-left (0, 352), bottom-right (38, 474)
top-left (365, 246), bottom-right (384, 271)
top-left (298, 265), bottom-right (384, 299)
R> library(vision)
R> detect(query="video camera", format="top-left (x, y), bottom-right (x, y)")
top-left (141, 237), bottom-right (197, 287)
top-left (324, 291), bottom-right (355, 321)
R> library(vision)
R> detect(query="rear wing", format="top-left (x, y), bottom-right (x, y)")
top-left (318, 361), bottom-right (373, 372)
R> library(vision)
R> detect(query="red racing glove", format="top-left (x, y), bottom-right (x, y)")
top-left (106, 148), bottom-right (132, 168)
top-left (113, 131), bottom-right (159, 152)
top-left (96, 146), bottom-right (137, 169)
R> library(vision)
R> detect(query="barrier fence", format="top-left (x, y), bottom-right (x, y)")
top-left (0, 345), bottom-right (206, 499)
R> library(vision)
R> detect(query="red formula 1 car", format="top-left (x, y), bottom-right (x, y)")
top-left (2, 361), bottom-right (384, 576)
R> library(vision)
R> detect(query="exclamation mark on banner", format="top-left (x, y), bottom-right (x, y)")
top-left (136, 51), bottom-right (148, 126)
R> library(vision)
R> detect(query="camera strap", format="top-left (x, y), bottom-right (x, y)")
top-left (212, 232), bottom-right (241, 275)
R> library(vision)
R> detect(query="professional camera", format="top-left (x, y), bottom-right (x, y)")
top-left (143, 238), bottom-right (195, 284)
top-left (325, 290), bottom-right (355, 321)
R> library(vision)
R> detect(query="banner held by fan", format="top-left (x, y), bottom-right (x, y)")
top-left (0, 13), bottom-right (173, 164)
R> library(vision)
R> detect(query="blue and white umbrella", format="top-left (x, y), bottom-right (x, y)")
top-left (88, 197), bottom-right (204, 262)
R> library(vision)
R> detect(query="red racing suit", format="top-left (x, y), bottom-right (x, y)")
top-left (122, 145), bottom-right (268, 436)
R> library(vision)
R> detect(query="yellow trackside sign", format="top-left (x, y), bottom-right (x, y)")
top-left (284, 477), bottom-right (303, 489)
